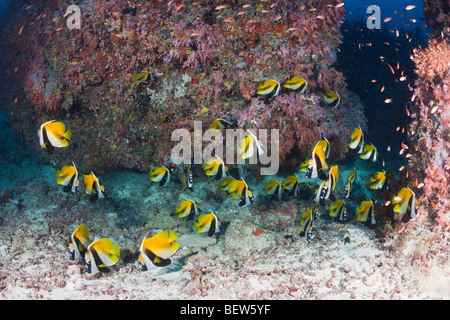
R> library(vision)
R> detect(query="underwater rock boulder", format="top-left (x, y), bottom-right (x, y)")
top-left (0, 0), bottom-right (366, 173)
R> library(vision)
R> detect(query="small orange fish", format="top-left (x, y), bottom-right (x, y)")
top-left (405, 108), bottom-right (410, 116)
top-left (387, 64), bottom-right (395, 74)
top-left (387, 146), bottom-right (391, 151)
top-left (18, 26), bottom-right (24, 36)
top-left (417, 183), bottom-right (424, 189)
top-left (69, 61), bottom-right (78, 66)
top-left (394, 196), bottom-right (402, 201)
top-left (384, 17), bottom-right (392, 22)
top-left (215, 5), bottom-right (226, 10)
top-left (176, 4), bottom-right (186, 12)
top-left (406, 5), bottom-right (416, 10)
top-left (385, 99), bottom-right (393, 103)
top-left (401, 142), bottom-right (409, 149)
top-left (335, 2), bottom-right (345, 8)
top-left (385, 200), bottom-right (391, 206)
top-left (431, 106), bottom-right (439, 114)
top-left (381, 85), bottom-right (385, 92)
top-left (316, 15), bottom-right (324, 20)
top-left (399, 166), bottom-right (405, 171)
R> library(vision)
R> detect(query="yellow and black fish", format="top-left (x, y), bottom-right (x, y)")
top-left (343, 168), bottom-right (356, 199)
top-left (323, 90), bottom-right (340, 108)
top-left (359, 143), bottom-right (378, 162)
top-left (38, 120), bottom-right (71, 154)
top-left (315, 165), bottom-right (339, 203)
top-left (132, 72), bottom-right (151, 84)
top-left (283, 76), bottom-right (308, 93)
top-left (84, 238), bottom-right (120, 274)
top-left (227, 178), bottom-right (255, 207)
top-left (329, 199), bottom-right (347, 222)
top-left (256, 79), bottom-right (281, 99)
top-left (194, 212), bottom-right (221, 237)
top-left (203, 156), bottom-right (229, 180)
top-left (83, 171), bottom-right (108, 202)
top-left (316, 137), bottom-right (330, 159)
top-left (55, 161), bottom-right (79, 193)
top-left (209, 118), bottom-right (235, 130)
top-left (305, 143), bottom-right (329, 180)
top-left (311, 200), bottom-right (320, 221)
top-left (182, 164), bottom-right (194, 192)
top-left (237, 130), bottom-right (265, 160)
top-left (264, 179), bottom-right (282, 200)
top-left (298, 158), bottom-right (310, 173)
top-left (369, 171), bottom-right (387, 190)
top-left (356, 200), bottom-right (376, 225)
top-left (392, 187), bottom-right (418, 223)
top-left (347, 126), bottom-right (364, 154)
top-left (300, 207), bottom-right (313, 241)
top-left (69, 224), bottom-right (92, 261)
top-left (219, 177), bottom-right (236, 191)
top-left (282, 175), bottom-right (299, 197)
top-left (149, 165), bottom-right (171, 187)
top-left (174, 199), bottom-right (200, 220)
top-left (138, 230), bottom-right (179, 269)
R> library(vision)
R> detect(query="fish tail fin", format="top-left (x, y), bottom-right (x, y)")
top-left (64, 129), bottom-right (71, 140)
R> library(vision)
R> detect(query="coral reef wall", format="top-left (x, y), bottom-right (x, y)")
top-left (407, 1), bottom-right (449, 232)
top-left (0, 0), bottom-right (366, 173)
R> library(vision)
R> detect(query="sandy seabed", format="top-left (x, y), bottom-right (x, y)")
top-left (0, 158), bottom-right (449, 301)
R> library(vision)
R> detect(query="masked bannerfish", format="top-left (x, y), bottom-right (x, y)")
top-left (237, 129), bottom-right (265, 160)
top-left (219, 177), bottom-right (236, 191)
top-left (55, 161), bottom-right (80, 193)
top-left (84, 238), bottom-right (120, 274)
top-left (312, 201), bottom-right (320, 221)
top-left (149, 165), bottom-right (171, 187)
top-left (360, 143), bottom-right (378, 162)
top-left (182, 164), bottom-right (194, 192)
top-left (316, 137), bottom-right (331, 159)
top-left (257, 79), bottom-right (281, 99)
top-left (194, 212), bottom-right (221, 237)
top-left (323, 90), bottom-right (340, 108)
top-left (300, 207), bottom-right (313, 242)
top-left (227, 178), bottom-right (255, 207)
top-left (38, 120), bottom-right (71, 154)
top-left (282, 175), bottom-right (299, 197)
top-left (264, 179), bottom-right (282, 200)
top-left (392, 187), bottom-right (418, 223)
top-left (209, 118), bottom-right (234, 130)
top-left (83, 171), bottom-right (108, 202)
top-left (314, 165), bottom-right (339, 203)
top-left (175, 199), bottom-right (200, 220)
top-left (132, 71), bottom-right (151, 84)
top-left (298, 158), bottom-right (309, 173)
top-left (138, 230), bottom-right (179, 269)
top-left (69, 224), bottom-right (92, 261)
top-left (306, 143), bottom-right (329, 180)
top-left (203, 156), bottom-right (229, 180)
top-left (356, 200), bottom-right (376, 225)
top-left (369, 171), bottom-right (387, 190)
top-left (329, 199), bottom-right (347, 222)
top-left (283, 76), bottom-right (308, 93)
top-left (348, 126), bottom-right (365, 154)
top-left (343, 168), bottom-right (356, 199)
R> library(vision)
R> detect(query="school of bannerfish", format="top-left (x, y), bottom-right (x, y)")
top-left (38, 75), bottom-right (418, 275)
